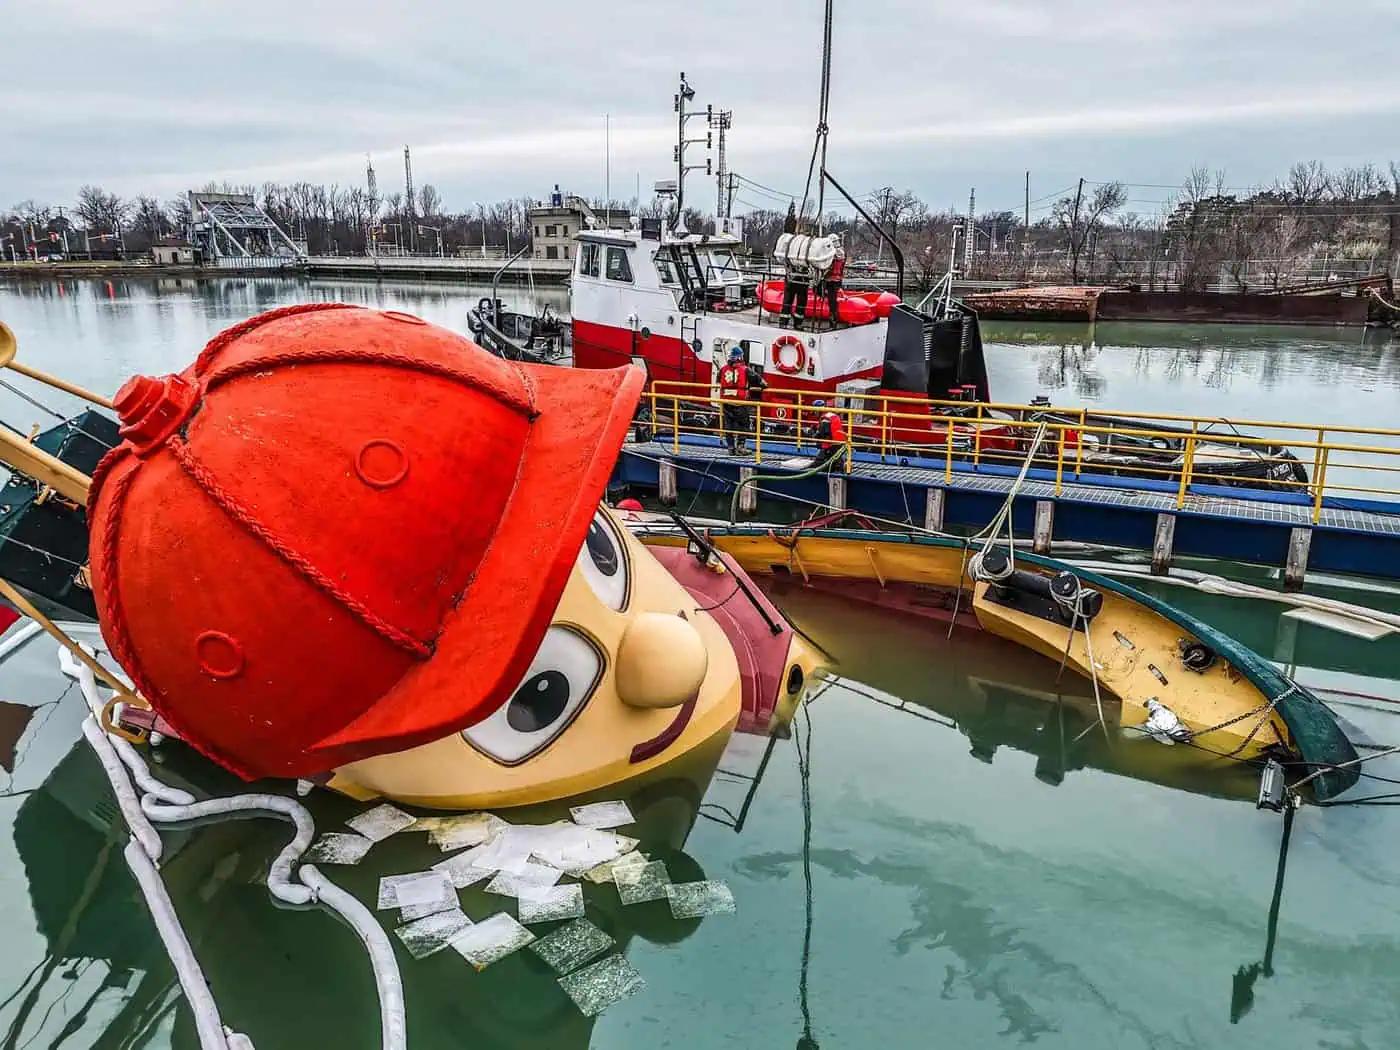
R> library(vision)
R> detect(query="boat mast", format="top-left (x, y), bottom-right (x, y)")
top-left (800, 0), bottom-right (835, 233)
top-left (672, 72), bottom-right (712, 234)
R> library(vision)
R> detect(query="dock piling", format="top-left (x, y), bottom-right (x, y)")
top-left (828, 475), bottom-right (847, 511)
top-left (1033, 501), bottom-right (1054, 554)
top-left (1284, 528), bottom-right (1312, 591)
top-left (659, 458), bottom-right (678, 506)
top-left (738, 467), bottom-right (757, 516)
top-left (925, 488), bottom-right (946, 532)
top-left (1151, 514), bottom-right (1177, 575)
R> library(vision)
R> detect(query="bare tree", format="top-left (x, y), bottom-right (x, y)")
top-left (1054, 181), bottom-right (1126, 282)
top-left (417, 184), bottom-right (442, 219)
top-left (74, 185), bottom-right (129, 234)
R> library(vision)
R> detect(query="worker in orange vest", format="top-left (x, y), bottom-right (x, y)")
top-left (717, 345), bottom-right (764, 454)
top-left (809, 399), bottom-right (848, 471)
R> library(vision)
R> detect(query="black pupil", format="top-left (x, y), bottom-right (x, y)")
top-left (587, 518), bottom-right (619, 577)
top-left (506, 670), bottom-right (571, 732)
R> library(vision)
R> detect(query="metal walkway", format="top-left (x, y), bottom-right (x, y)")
top-left (616, 437), bottom-right (1400, 581)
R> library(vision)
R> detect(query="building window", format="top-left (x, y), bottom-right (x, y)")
top-left (545, 224), bottom-right (557, 237)
top-left (579, 242), bottom-right (600, 277)
top-left (606, 247), bottom-right (633, 283)
top-left (534, 225), bottom-right (540, 237)
top-left (546, 246), bottom-right (559, 260)
top-left (564, 246), bottom-right (569, 258)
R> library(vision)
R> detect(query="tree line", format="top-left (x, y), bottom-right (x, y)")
top-left (3, 160), bottom-right (1397, 291)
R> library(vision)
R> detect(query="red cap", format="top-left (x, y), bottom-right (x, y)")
top-left (88, 305), bottom-right (643, 779)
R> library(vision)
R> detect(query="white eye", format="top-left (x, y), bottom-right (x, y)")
top-left (576, 509), bottom-right (629, 611)
top-left (462, 627), bottom-right (603, 765)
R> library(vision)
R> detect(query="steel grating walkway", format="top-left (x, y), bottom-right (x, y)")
top-left (623, 440), bottom-right (1400, 537)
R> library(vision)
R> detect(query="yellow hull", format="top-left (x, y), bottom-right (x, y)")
top-left (647, 531), bottom-right (1290, 762)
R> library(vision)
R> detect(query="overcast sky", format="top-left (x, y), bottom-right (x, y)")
top-left (6, 0), bottom-right (1398, 219)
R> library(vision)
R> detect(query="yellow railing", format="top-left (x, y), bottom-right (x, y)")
top-left (636, 381), bottom-right (1400, 524)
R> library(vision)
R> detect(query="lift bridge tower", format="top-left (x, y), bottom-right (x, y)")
top-left (403, 145), bottom-right (417, 253)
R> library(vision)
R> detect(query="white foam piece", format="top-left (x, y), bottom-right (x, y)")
top-left (568, 801), bottom-right (635, 829)
top-left (432, 851), bottom-right (494, 890)
top-left (377, 870), bottom-right (455, 911)
top-left (666, 880), bottom-right (736, 918)
top-left (303, 832), bottom-right (373, 865)
top-left (558, 954), bottom-right (646, 1016)
top-left (346, 803), bottom-right (417, 842)
top-left (484, 862), bottom-right (563, 900)
top-left (451, 913), bottom-right (535, 970)
top-left (614, 860), bottom-right (670, 905)
top-left (394, 909), bottom-right (473, 960)
top-left (517, 883), bottom-right (586, 924)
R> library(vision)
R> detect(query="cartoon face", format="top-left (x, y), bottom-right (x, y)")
top-left (327, 506), bottom-right (744, 810)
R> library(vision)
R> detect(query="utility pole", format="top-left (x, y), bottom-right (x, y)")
top-left (403, 145), bottom-right (416, 253)
top-left (1069, 177), bottom-right (1085, 283)
top-left (963, 188), bottom-right (975, 274)
top-left (711, 108), bottom-right (732, 220)
top-left (366, 155), bottom-right (379, 257)
top-left (1024, 171), bottom-right (1030, 248)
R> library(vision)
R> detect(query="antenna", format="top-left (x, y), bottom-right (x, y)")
top-left (605, 113), bottom-right (611, 229)
top-left (403, 145), bottom-right (416, 253)
top-left (365, 154), bottom-right (379, 257)
top-left (711, 108), bottom-right (733, 220)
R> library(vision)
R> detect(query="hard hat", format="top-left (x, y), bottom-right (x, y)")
top-left (727, 345), bottom-right (744, 361)
top-left (811, 399), bottom-right (826, 408)
top-left (89, 304), bottom-right (645, 779)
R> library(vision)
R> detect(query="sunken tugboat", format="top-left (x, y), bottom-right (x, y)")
top-left (82, 305), bottom-right (819, 808)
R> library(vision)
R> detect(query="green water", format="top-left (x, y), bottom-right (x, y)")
top-left (2, 276), bottom-right (1400, 1048)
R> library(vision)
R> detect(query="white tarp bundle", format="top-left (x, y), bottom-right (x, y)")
top-left (774, 233), bottom-right (840, 276)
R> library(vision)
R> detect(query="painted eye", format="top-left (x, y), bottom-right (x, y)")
top-left (462, 627), bottom-right (603, 765)
top-left (576, 509), bottom-right (629, 611)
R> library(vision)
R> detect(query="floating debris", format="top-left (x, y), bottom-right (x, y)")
top-left (529, 918), bottom-right (614, 974)
top-left (614, 860), bottom-right (670, 905)
top-left (377, 870), bottom-right (455, 912)
top-left (303, 832), bottom-right (374, 865)
top-left (666, 880), bottom-right (736, 919)
top-left (347, 803), bottom-right (417, 843)
top-left (418, 812), bottom-right (506, 851)
top-left (558, 954), bottom-right (646, 1016)
top-left (581, 850), bottom-right (647, 885)
top-left (431, 851), bottom-right (494, 890)
top-left (451, 913), bottom-right (535, 970)
top-left (568, 800), bottom-right (635, 829)
top-left (394, 908), bottom-right (473, 960)
top-left (484, 862), bottom-right (563, 900)
top-left (517, 883), bottom-right (586, 924)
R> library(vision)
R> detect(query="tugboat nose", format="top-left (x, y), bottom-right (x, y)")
top-left (616, 612), bottom-right (708, 709)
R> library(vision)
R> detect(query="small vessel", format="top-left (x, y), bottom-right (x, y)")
top-left (633, 520), bottom-right (1360, 800)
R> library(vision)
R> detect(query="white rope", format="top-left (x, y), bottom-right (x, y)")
top-left (64, 653), bottom-right (407, 1050)
top-left (0, 619), bottom-right (44, 662)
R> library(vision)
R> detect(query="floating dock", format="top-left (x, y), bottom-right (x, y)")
top-left (613, 391), bottom-right (1400, 586)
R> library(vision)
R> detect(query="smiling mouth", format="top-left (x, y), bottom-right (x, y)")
top-left (628, 695), bottom-right (698, 764)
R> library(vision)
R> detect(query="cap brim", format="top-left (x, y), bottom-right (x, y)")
top-left (311, 360), bottom-right (645, 763)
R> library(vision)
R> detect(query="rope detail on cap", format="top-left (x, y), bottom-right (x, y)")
top-left (204, 346), bottom-right (536, 419)
top-left (169, 436), bottom-right (433, 659)
top-left (194, 302), bottom-right (355, 375)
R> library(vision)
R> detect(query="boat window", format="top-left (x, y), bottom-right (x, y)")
top-left (606, 247), bottom-right (634, 283)
top-left (653, 251), bottom-right (679, 285)
top-left (579, 242), bottom-right (600, 277)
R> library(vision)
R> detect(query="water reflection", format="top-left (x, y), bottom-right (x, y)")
top-left (985, 320), bottom-right (1400, 433)
top-left (2, 654), bottom-right (723, 1049)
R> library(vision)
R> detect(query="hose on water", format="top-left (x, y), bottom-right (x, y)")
top-left (728, 453), bottom-right (841, 524)
top-left (65, 654), bottom-right (407, 1050)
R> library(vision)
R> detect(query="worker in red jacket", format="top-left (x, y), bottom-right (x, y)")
top-left (717, 345), bottom-right (763, 454)
top-left (821, 243), bottom-right (846, 330)
top-left (809, 399), bottom-right (848, 471)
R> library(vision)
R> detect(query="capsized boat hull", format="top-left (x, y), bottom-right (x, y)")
top-left (639, 526), bottom-right (1359, 799)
